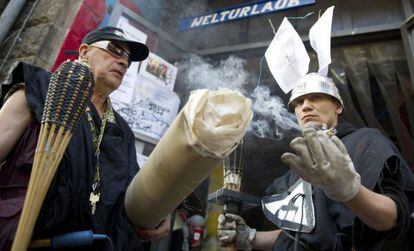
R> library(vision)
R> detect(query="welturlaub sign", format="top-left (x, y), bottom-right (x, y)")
top-left (179, 0), bottom-right (316, 31)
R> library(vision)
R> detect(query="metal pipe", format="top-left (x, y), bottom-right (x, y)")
top-left (0, 0), bottom-right (27, 44)
top-left (0, 0), bottom-right (37, 72)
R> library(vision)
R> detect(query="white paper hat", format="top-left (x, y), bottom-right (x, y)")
top-left (265, 6), bottom-right (335, 94)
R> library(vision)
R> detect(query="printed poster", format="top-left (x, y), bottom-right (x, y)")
top-left (113, 75), bottom-right (180, 144)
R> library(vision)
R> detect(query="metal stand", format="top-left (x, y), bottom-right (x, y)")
top-left (210, 139), bottom-right (261, 250)
top-left (208, 188), bottom-right (261, 214)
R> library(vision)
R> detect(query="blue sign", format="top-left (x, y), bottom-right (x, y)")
top-left (179, 0), bottom-right (315, 31)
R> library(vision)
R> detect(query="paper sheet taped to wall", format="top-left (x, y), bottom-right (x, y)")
top-left (113, 75), bottom-right (180, 144)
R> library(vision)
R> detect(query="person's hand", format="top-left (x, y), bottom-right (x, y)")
top-left (281, 127), bottom-right (361, 202)
top-left (217, 213), bottom-right (256, 250)
top-left (135, 214), bottom-right (171, 241)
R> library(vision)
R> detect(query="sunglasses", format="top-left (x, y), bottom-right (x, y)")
top-left (90, 40), bottom-right (132, 66)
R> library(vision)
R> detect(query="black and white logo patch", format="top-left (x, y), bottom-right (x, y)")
top-left (262, 179), bottom-right (315, 233)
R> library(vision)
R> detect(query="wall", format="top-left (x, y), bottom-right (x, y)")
top-left (0, 0), bottom-right (83, 92)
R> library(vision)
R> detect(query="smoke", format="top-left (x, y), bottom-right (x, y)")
top-left (177, 54), bottom-right (249, 93)
top-left (250, 85), bottom-right (301, 140)
top-left (177, 54), bottom-right (300, 140)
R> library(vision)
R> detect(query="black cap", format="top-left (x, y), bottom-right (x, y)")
top-left (82, 26), bottom-right (149, 61)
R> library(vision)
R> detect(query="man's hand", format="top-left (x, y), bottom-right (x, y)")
top-left (281, 127), bottom-right (361, 202)
top-left (135, 214), bottom-right (171, 241)
top-left (217, 213), bottom-right (256, 250)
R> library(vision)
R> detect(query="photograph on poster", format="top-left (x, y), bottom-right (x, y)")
top-left (146, 57), bottom-right (168, 81)
top-left (139, 52), bottom-right (178, 91)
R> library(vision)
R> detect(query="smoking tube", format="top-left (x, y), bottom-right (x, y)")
top-left (124, 88), bottom-right (253, 228)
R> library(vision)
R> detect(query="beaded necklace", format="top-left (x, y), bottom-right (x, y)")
top-left (85, 98), bottom-right (114, 214)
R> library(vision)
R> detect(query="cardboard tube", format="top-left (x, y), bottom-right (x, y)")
top-left (125, 89), bottom-right (252, 228)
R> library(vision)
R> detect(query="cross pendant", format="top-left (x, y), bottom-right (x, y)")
top-left (89, 192), bottom-right (100, 215)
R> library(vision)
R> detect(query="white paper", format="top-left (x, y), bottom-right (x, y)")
top-left (265, 18), bottom-right (309, 94)
top-left (136, 153), bottom-right (148, 169)
top-left (139, 52), bottom-right (178, 91)
top-left (113, 75), bottom-right (181, 144)
top-left (117, 16), bottom-right (148, 43)
top-left (309, 6), bottom-right (334, 76)
top-left (110, 62), bottom-right (138, 104)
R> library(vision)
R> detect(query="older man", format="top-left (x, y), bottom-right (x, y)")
top-left (217, 73), bottom-right (413, 250)
top-left (0, 27), bottom-right (170, 250)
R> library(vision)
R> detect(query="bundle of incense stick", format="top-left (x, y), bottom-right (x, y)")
top-left (11, 60), bottom-right (94, 251)
top-left (222, 139), bottom-right (245, 250)
top-left (125, 89), bottom-right (253, 228)
top-left (223, 138), bottom-right (244, 192)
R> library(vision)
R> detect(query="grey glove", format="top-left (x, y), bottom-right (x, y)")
top-left (217, 213), bottom-right (256, 250)
top-left (281, 127), bottom-right (361, 202)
